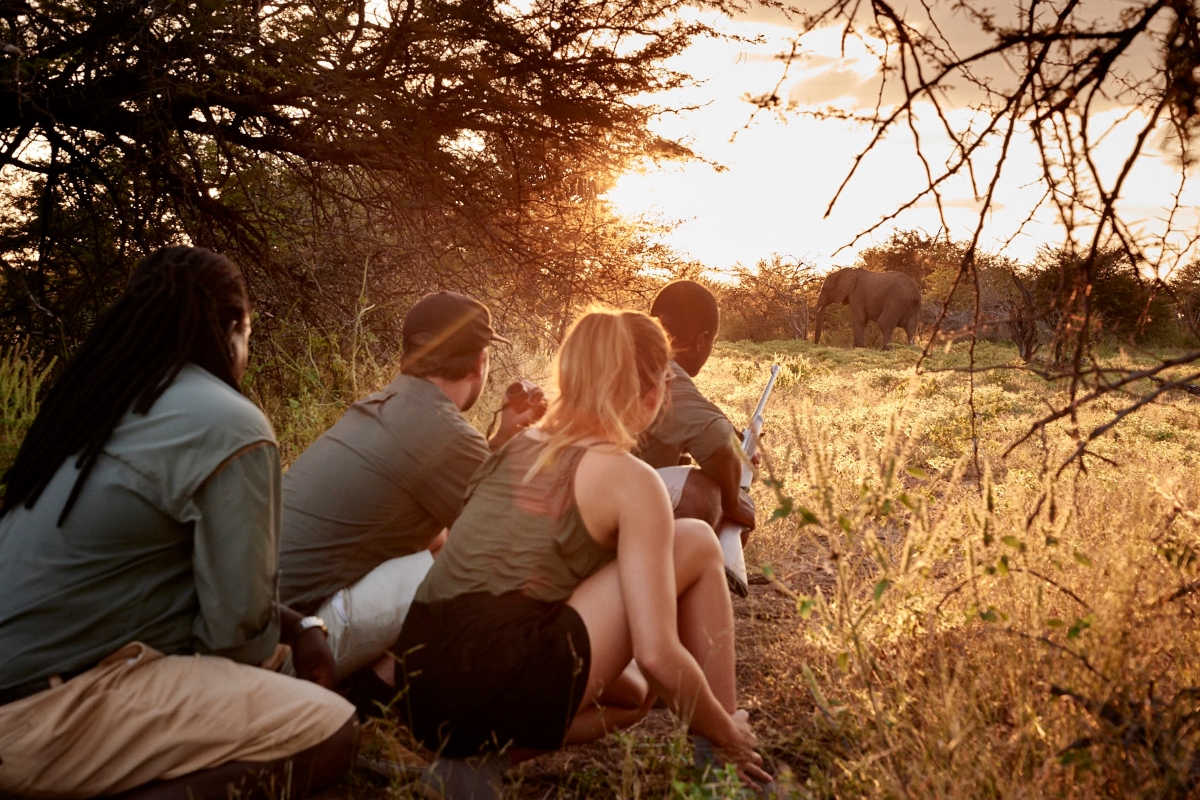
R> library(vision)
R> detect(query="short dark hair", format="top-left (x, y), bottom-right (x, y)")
top-left (401, 332), bottom-right (483, 380)
top-left (650, 280), bottom-right (719, 345)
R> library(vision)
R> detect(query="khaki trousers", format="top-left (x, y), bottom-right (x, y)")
top-left (0, 642), bottom-right (355, 798)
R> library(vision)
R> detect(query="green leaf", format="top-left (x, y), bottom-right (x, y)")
top-left (898, 492), bottom-right (914, 510)
top-left (796, 507), bottom-right (820, 526)
top-left (1073, 551), bottom-right (1093, 567)
top-left (906, 465), bottom-right (929, 479)
top-left (797, 598), bottom-right (815, 619)
top-left (996, 555), bottom-right (1009, 576)
top-left (770, 497), bottom-right (795, 521)
top-left (873, 579), bottom-right (891, 602)
top-left (838, 516), bottom-right (852, 534)
top-left (1045, 536), bottom-right (1059, 547)
top-left (762, 565), bottom-right (775, 581)
top-left (836, 652), bottom-right (851, 672)
top-left (1045, 618), bottom-right (1065, 628)
top-left (1001, 535), bottom-right (1022, 549)
top-left (979, 607), bottom-right (999, 623)
top-left (1067, 615), bottom-right (1093, 639)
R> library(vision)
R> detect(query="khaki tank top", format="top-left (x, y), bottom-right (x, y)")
top-left (415, 432), bottom-right (616, 604)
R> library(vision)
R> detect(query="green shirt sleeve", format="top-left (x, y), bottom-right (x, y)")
top-left (189, 441), bottom-right (282, 665)
top-left (649, 368), bottom-right (738, 465)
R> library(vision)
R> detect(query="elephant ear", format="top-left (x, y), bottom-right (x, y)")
top-left (833, 269), bottom-right (859, 304)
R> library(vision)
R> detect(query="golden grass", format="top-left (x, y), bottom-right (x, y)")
top-left (317, 338), bottom-right (1200, 798)
top-left (6, 335), bottom-right (1200, 798)
top-left (706, 339), bottom-right (1200, 798)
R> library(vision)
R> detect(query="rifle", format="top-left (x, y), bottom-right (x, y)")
top-left (718, 363), bottom-right (781, 597)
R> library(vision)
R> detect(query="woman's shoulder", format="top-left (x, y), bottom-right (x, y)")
top-left (576, 444), bottom-right (658, 487)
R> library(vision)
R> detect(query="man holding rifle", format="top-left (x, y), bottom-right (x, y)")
top-left (638, 281), bottom-right (758, 543)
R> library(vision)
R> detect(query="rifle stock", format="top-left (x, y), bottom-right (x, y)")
top-left (720, 364), bottom-right (781, 596)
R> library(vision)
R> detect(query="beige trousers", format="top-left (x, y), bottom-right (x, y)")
top-left (0, 642), bottom-right (355, 798)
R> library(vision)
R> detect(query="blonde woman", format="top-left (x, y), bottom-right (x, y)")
top-left (394, 309), bottom-right (772, 798)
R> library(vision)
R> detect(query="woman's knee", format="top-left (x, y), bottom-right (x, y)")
top-left (675, 518), bottom-right (722, 559)
top-left (672, 518), bottom-right (724, 581)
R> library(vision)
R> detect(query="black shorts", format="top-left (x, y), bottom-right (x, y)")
top-left (394, 591), bottom-right (591, 758)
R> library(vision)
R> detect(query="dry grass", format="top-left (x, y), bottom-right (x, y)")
top-left (309, 338), bottom-right (1200, 798)
top-left (6, 335), bottom-right (1200, 798)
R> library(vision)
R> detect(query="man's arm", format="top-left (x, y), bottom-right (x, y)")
top-left (697, 443), bottom-right (755, 530)
top-left (487, 403), bottom-right (539, 450)
top-left (190, 441), bottom-right (282, 665)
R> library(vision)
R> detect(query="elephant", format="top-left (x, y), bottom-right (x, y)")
top-left (812, 268), bottom-right (921, 349)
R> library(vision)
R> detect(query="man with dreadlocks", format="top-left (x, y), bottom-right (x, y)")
top-left (0, 247), bottom-right (356, 800)
top-left (278, 291), bottom-right (533, 713)
top-left (636, 280), bottom-right (756, 540)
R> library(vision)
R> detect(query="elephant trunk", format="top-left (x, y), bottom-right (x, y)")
top-left (813, 305), bottom-right (827, 343)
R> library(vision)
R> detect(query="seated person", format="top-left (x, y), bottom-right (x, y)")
top-left (637, 280), bottom-right (756, 544)
top-left (279, 291), bottom-right (533, 686)
top-left (393, 309), bottom-right (774, 800)
top-left (0, 246), bottom-right (355, 800)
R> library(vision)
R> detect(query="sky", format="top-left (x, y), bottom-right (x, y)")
top-left (604, 5), bottom-right (1200, 277)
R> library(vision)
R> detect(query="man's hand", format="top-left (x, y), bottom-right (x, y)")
top-left (488, 400), bottom-right (541, 450)
top-left (278, 605), bottom-right (338, 689)
top-left (726, 488), bottom-right (756, 531)
top-left (292, 625), bottom-right (337, 689)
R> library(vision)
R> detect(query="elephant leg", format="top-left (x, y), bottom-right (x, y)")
top-left (876, 311), bottom-right (901, 351)
top-left (847, 305), bottom-right (867, 348)
top-left (905, 314), bottom-right (918, 344)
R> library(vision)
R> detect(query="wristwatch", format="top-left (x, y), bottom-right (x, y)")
top-left (297, 615), bottom-right (329, 637)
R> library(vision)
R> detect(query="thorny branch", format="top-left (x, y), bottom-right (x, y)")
top-left (778, 0), bottom-right (1200, 474)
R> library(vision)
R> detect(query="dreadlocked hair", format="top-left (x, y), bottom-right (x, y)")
top-left (1, 246), bottom-right (250, 524)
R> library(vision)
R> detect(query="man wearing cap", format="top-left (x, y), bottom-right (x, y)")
top-left (279, 292), bottom-right (526, 687)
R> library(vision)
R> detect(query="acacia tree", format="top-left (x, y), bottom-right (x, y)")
top-left (718, 254), bottom-right (821, 341)
top-left (0, 0), bottom-right (758, 352)
top-left (766, 0), bottom-right (1200, 471)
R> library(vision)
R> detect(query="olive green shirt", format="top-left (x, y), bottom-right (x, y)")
top-left (280, 374), bottom-right (491, 614)
top-left (0, 364), bottom-right (282, 689)
top-left (636, 361), bottom-right (737, 469)
top-left (416, 432), bottom-right (615, 604)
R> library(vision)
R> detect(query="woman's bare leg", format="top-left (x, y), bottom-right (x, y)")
top-left (566, 518), bottom-right (736, 735)
top-left (564, 662), bottom-right (654, 743)
top-left (672, 522), bottom-right (737, 712)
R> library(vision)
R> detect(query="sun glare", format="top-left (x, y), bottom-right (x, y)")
top-left (604, 16), bottom-right (1199, 278)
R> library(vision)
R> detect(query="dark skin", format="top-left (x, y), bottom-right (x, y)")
top-left (667, 328), bottom-right (756, 535)
top-left (106, 610), bottom-right (353, 800)
top-left (278, 604), bottom-right (338, 689)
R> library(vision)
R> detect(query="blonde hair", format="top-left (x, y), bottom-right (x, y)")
top-left (530, 308), bottom-right (670, 475)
